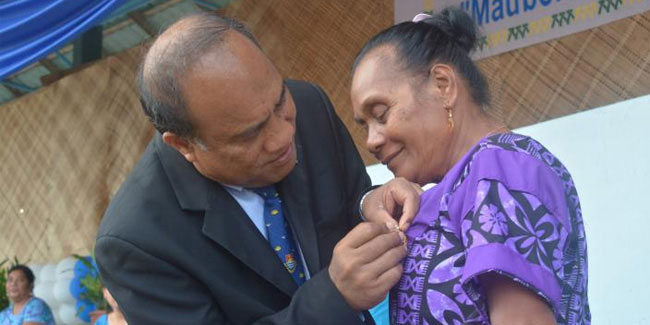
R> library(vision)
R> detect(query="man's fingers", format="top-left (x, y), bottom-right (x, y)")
top-left (362, 178), bottom-right (422, 228)
top-left (385, 183), bottom-right (420, 231)
top-left (397, 193), bottom-right (419, 231)
top-left (411, 182), bottom-right (424, 194)
top-left (375, 263), bottom-right (404, 292)
top-left (369, 207), bottom-right (397, 226)
top-left (329, 218), bottom-right (408, 311)
top-left (354, 230), bottom-right (404, 263)
top-left (383, 191), bottom-right (396, 218)
top-left (365, 240), bottom-right (407, 272)
top-left (342, 222), bottom-right (391, 248)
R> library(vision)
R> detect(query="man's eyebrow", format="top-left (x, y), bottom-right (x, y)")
top-left (233, 81), bottom-right (286, 138)
top-left (237, 115), bottom-right (270, 138)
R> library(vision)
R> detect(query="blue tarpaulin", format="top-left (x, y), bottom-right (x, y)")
top-left (0, 0), bottom-right (128, 80)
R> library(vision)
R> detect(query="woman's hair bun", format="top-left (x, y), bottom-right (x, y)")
top-left (419, 7), bottom-right (479, 54)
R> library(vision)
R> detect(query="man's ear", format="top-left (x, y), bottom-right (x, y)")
top-left (162, 131), bottom-right (197, 163)
top-left (428, 64), bottom-right (458, 108)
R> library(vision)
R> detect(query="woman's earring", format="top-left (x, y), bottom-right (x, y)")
top-left (445, 105), bottom-right (454, 130)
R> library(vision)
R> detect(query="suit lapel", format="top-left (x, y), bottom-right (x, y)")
top-left (278, 135), bottom-right (321, 276)
top-left (201, 184), bottom-right (298, 296)
top-left (155, 133), bottom-right (297, 296)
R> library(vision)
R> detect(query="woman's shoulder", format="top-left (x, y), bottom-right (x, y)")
top-left (460, 133), bottom-right (569, 186)
top-left (475, 133), bottom-right (556, 166)
top-left (25, 296), bottom-right (50, 308)
top-left (22, 297), bottom-right (55, 324)
top-left (456, 133), bottom-right (576, 229)
top-left (23, 296), bottom-right (54, 317)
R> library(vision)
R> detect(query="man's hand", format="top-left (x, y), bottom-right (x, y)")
top-left (328, 222), bottom-right (407, 311)
top-left (361, 178), bottom-right (423, 231)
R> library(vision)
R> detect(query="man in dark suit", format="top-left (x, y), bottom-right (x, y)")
top-left (95, 13), bottom-right (407, 324)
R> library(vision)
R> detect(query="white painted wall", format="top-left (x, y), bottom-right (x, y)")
top-left (366, 94), bottom-right (650, 324)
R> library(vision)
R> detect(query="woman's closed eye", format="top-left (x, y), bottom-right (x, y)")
top-left (372, 105), bottom-right (390, 123)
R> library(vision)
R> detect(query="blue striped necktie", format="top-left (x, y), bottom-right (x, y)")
top-left (252, 185), bottom-right (306, 286)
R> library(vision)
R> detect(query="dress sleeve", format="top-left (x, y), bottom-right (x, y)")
top-left (22, 298), bottom-right (54, 323)
top-left (459, 178), bottom-right (569, 314)
top-left (0, 308), bottom-right (10, 323)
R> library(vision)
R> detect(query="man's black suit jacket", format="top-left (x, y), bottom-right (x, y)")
top-left (95, 80), bottom-right (373, 324)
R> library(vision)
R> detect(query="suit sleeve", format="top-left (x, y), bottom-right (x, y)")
top-left (98, 235), bottom-right (366, 325)
top-left (252, 270), bottom-right (371, 324)
top-left (95, 236), bottom-right (228, 324)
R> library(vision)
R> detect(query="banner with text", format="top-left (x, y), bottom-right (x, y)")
top-left (395, 0), bottom-right (649, 59)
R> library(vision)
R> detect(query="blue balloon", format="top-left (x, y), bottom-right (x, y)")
top-left (73, 257), bottom-right (97, 278)
top-left (70, 256), bottom-right (103, 321)
top-left (75, 300), bottom-right (97, 323)
top-left (69, 276), bottom-right (87, 300)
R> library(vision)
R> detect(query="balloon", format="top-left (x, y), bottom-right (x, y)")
top-left (40, 264), bottom-right (57, 283)
top-left (53, 277), bottom-right (75, 304)
top-left (75, 299), bottom-right (96, 323)
top-left (26, 263), bottom-right (43, 282)
top-left (73, 257), bottom-right (97, 278)
top-left (58, 302), bottom-right (82, 325)
top-left (33, 281), bottom-right (57, 309)
top-left (69, 256), bottom-right (104, 323)
top-left (55, 257), bottom-right (77, 281)
top-left (33, 283), bottom-right (47, 298)
top-left (52, 307), bottom-right (64, 325)
top-left (68, 276), bottom-right (87, 300)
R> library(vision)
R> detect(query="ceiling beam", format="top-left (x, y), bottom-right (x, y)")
top-left (0, 81), bottom-right (32, 98)
top-left (2, 85), bottom-right (23, 97)
top-left (38, 58), bottom-right (62, 74)
top-left (128, 11), bottom-right (156, 37)
top-left (194, 0), bottom-right (219, 11)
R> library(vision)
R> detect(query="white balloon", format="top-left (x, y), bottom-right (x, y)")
top-left (53, 278), bottom-right (75, 304)
top-left (58, 303), bottom-right (81, 325)
top-left (33, 283), bottom-right (47, 298)
top-left (55, 257), bottom-right (77, 281)
top-left (40, 264), bottom-right (57, 283)
top-left (52, 308), bottom-right (64, 325)
top-left (33, 281), bottom-right (57, 310)
top-left (26, 263), bottom-right (43, 281)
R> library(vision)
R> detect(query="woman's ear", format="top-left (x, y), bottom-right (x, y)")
top-left (428, 64), bottom-right (458, 108)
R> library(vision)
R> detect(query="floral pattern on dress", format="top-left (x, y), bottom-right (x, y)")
top-left (391, 134), bottom-right (590, 324)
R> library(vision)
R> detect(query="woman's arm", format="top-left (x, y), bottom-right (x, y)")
top-left (480, 272), bottom-right (557, 325)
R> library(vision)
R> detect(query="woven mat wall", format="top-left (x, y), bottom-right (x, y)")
top-left (481, 11), bottom-right (650, 129)
top-left (1, 0), bottom-right (648, 262)
top-left (0, 46), bottom-right (153, 263)
top-left (223, 1), bottom-right (650, 164)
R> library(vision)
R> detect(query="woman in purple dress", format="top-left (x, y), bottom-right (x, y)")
top-left (350, 7), bottom-right (590, 324)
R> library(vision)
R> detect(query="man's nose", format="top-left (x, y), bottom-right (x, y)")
top-left (265, 116), bottom-right (295, 153)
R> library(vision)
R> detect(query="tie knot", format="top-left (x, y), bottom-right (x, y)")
top-left (251, 185), bottom-right (279, 200)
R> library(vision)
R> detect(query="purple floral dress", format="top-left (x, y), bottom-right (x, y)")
top-left (391, 133), bottom-right (590, 324)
